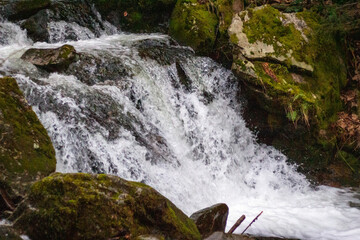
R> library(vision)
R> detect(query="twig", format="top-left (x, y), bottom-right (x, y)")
top-left (0, 188), bottom-right (15, 211)
top-left (241, 211), bottom-right (263, 235)
top-left (228, 215), bottom-right (246, 234)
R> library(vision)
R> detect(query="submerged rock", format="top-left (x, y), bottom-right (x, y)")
top-left (190, 203), bottom-right (229, 238)
top-left (21, 44), bottom-right (77, 72)
top-left (11, 173), bottom-right (201, 240)
top-left (0, 77), bottom-right (56, 214)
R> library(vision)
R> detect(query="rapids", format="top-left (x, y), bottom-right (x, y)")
top-left (1, 19), bottom-right (359, 240)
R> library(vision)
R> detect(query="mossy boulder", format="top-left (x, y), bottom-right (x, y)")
top-left (229, 5), bottom-right (360, 185)
top-left (169, 0), bottom-right (235, 56)
top-left (229, 6), bottom-right (347, 128)
top-left (11, 173), bottom-right (201, 240)
top-left (21, 45), bottom-right (77, 72)
top-left (0, 77), bottom-right (56, 210)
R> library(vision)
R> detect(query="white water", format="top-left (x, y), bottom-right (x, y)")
top-left (1, 20), bottom-right (360, 240)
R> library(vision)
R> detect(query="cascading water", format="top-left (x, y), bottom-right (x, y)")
top-left (1, 18), bottom-right (359, 240)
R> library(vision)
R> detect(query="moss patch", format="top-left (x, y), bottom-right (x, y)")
top-left (0, 77), bottom-right (56, 197)
top-left (170, 0), bottom-right (218, 54)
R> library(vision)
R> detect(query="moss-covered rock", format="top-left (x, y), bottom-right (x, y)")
top-left (0, 77), bottom-right (56, 210)
top-left (169, 0), bottom-right (235, 56)
top-left (228, 5), bottom-right (360, 186)
top-left (21, 45), bottom-right (77, 72)
top-left (229, 5), bottom-right (347, 127)
top-left (11, 173), bottom-right (201, 240)
top-left (169, 0), bottom-right (218, 54)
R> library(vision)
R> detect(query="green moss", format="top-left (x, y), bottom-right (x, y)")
top-left (0, 77), bottom-right (56, 196)
top-left (243, 5), bottom-right (304, 57)
top-left (230, 33), bottom-right (239, 44)
top-left (170, 0), bottom-right (218, 54)
top-left (164, 202), bottom-right (201, 240)
top-left (239, 6), bottom-right (347, 132)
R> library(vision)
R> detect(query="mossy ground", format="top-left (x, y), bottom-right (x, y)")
top-left (13, 173), bottom-right (201, 240)
top-left (0, 77), bottom-right (56, 196)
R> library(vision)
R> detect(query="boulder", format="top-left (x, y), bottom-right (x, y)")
top-left (0, 0), bottom-right (51, 21)
top-left (228, 5), bottom-right (360, 186)
top-left (169, 0), bottom-right (234, 56)
top-left (21, 44), bottom-right (77, 72)
top-left (190, 203), bottom-right (229, 238)
top-left (228, 6), bottom-right (314, 72)
top-left (0, 77), bottom-right (56, 213)
top-left (1, 0), bottom-right (108, 43)
top-left (89, 0), bottom-right (177, 33)
top-left (10, 173), bottom-right (201, 240)
top-left (228, 5), bottom-right (347, 124)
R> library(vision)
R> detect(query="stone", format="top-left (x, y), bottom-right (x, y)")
top-left (228, 5), bottom-right (313, 72)
top-left (89, 0), bottom-right (177, 33)
top-left (0, 77), bottom-right (56, 213)
top-left (10, 173), bottom-right (201, 240)
top-left (190, 203), bottom-right (229, 238)
top-left (21, 45), bottom-right (77, 72)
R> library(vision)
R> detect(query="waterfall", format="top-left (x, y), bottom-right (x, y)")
top-left (1, 19), bottom-right (360, 240)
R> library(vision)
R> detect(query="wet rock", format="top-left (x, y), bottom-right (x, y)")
top-left (89, 0), bottom-right (177, 33)
top-left (1, 0), bottom-right (107, 43)
top-left (21, 44), bottom-right (77, 72)
top-left (204, 232), bottom-right (251, 240)
top-left (0, 77), bottom-right (56, 213)
top-left (190, 203), bottom-right (229, 238)
top-left (0, 0), bottom-right (51, 21)
top-left (65, 52), bottom-right (129, 86)
top-left (10, 173), bottom-right (201, 240)
top-left (20, 9), bottom-right (52, 43)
